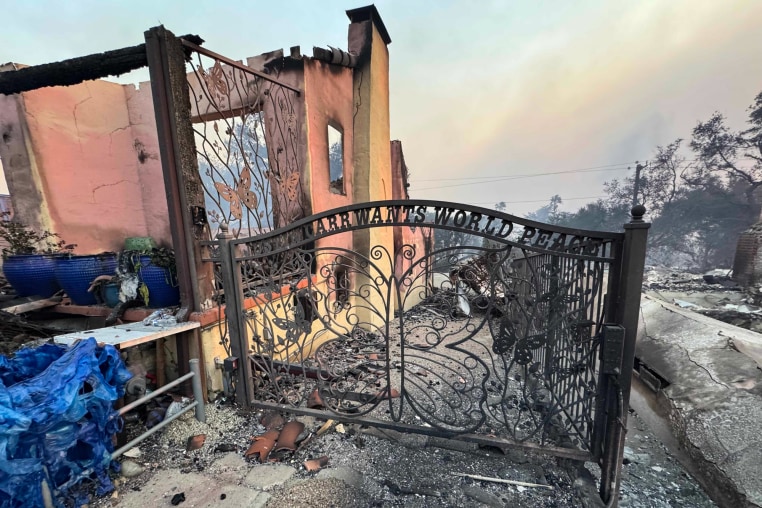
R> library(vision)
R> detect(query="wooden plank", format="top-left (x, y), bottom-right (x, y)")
top-left (54, 321), bottom-right (200, 349)
top-left (1, 296), bottom-right (62, 314)
top-left (51, 303), bottom-right (111, 317)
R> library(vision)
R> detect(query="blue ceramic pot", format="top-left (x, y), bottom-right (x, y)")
top-left (103, 282), bottom-right (120, 308)
top-left (2, 254), bottom-right (60, 298)
top-left (55, 254), bottom-right (117, 305)
top-left (135, 255), bottom-right (180, 308)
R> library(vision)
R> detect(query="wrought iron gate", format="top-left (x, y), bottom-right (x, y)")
top-left (210, 199), bottom-right (648, 500)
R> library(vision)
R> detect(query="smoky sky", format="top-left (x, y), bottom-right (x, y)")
top-left (1, 1), bottom-right (760, 215)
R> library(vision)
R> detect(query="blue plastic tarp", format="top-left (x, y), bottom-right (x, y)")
top-left (0, 338), bottom-right (130, 508)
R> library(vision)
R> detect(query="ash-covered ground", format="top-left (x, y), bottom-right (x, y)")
top-left (99, 393), bottom-right (714, 507)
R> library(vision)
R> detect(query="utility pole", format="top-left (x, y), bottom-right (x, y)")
top-left (631, 161), bottom-right (646, 207)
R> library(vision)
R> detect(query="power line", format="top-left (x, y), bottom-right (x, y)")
top-left (412, 165), bottom-right (629, 191)
top-left (414, 162), bottom-right (636, 182)
top-left (471, 195), bottom-right (606, 205)
top-left (412, 157), bottom-right (761, 191)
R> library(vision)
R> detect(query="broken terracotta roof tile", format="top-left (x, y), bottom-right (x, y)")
top-left (304, 455), bottom-right (329, 472)
top-left (275, 420), bottom-right (305, 451)
top-left (186, 434), bottom-right (206, 451)
top-left (252, 429), bottom-right (280, 443)
top-left (378, 387), bottom-right (400, 399)
top-left (244, 429), bottom-right (280, 462)
top-left (307, 388), bottom-right (325, 409)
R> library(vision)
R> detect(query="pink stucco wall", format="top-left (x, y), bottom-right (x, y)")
top-left (304, 60), bottom-right (355, 214)
top-left (303, 59), bottom-right (355, 253)
top-left (125, 82), bottom-right (171, 244)
top-left (16, 79), bottom-right (169, 253)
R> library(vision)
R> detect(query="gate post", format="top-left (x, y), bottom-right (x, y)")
top-left (216, 224), bottom-right (254, 407)
top-left (145, 26), bottom-right (216, 312)
top-left (600, 205), bottom-right (650, 505)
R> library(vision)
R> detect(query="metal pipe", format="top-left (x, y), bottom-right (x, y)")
top-left (119, 371), bottom-right (194, 415)
top-left (111, 401), bottom-right (198, 459)
top-left (180, 39), bottom-right (302, 95)
top-left (189, 359), bottom-right (206, 423)
top-left (222, 370), bottom-right (231, 398)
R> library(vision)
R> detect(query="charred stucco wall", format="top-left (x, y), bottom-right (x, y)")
top-left (390, 140), bottom-right (409, 202)
top-left (303, 58), bottom-right (355, 254)
top-left (0, 93), bottom-right (48, 233)
top-left (391, 140), bottom-right (432, 309)
top-left (0, 77), bottom-right (170, 253)
top-left (253, 57), bottom-right (310, 231)
top-left (733, 223), bottom-right (762, 287)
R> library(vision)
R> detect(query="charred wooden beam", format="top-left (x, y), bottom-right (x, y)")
top-left (0, 33), bottom-right (204, 95)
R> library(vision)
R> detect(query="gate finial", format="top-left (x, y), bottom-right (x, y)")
top-left (217, 221), bottom-right (232, 240)
top-left (629, 205), bottom-right (646, 223)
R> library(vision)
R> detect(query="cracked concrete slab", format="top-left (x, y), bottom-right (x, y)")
top-left (208, 452), bottom-right (250, 484)
top-left (244, 464), bottom-right (297, 490)
top-left (114, 469), bottom-right (270, 508)
top-left (636, 295), bottom-right (762, 507)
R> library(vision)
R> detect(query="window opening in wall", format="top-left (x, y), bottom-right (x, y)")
top-left (328, 124), bottom-right (344, 195)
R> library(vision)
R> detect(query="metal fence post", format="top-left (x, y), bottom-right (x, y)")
top-left (216, 224), bottom-right (254, 407)
top-left (189, 358), bottom-right (206, 423)
top-left (600, 205), bottom-right (650, 506)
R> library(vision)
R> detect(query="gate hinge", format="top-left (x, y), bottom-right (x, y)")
top-left (601, 325), bottom-right (625, 376)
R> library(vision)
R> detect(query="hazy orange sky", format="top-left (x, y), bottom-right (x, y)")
top-left (2, 1), bottom-right (760, 215)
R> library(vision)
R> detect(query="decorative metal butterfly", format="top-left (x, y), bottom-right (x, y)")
top-left (201, 60), bottom-right (228, 106)
top-left (267, 170), bottom-right (300, 202)
top-left (214, 165), bottom-right (257, 220)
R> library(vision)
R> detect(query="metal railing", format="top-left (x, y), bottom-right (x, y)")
top-left (111, 358), bottom-right (206, 459)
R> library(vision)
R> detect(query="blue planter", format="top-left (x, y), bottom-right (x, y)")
top-left (55, 254), bottom-right (117, 305)
top-left (2, 254), bottom-right (60, 298)
top-left (135, 255), bottom-right (180, 308)
top-left (103, 283), bottom-right (120, 308)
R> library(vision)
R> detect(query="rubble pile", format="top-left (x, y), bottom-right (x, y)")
top-left (643, 267), bottom-right (737, 292)
top-left (0, 309), bottom-right (59, 355)
top-left (699, 304), bottom-right (762, 333)
top-left (643, 267), bottom-right (762, 333)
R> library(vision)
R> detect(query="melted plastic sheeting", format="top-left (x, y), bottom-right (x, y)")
top-left (0, 338), bottom-right (131, 508)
